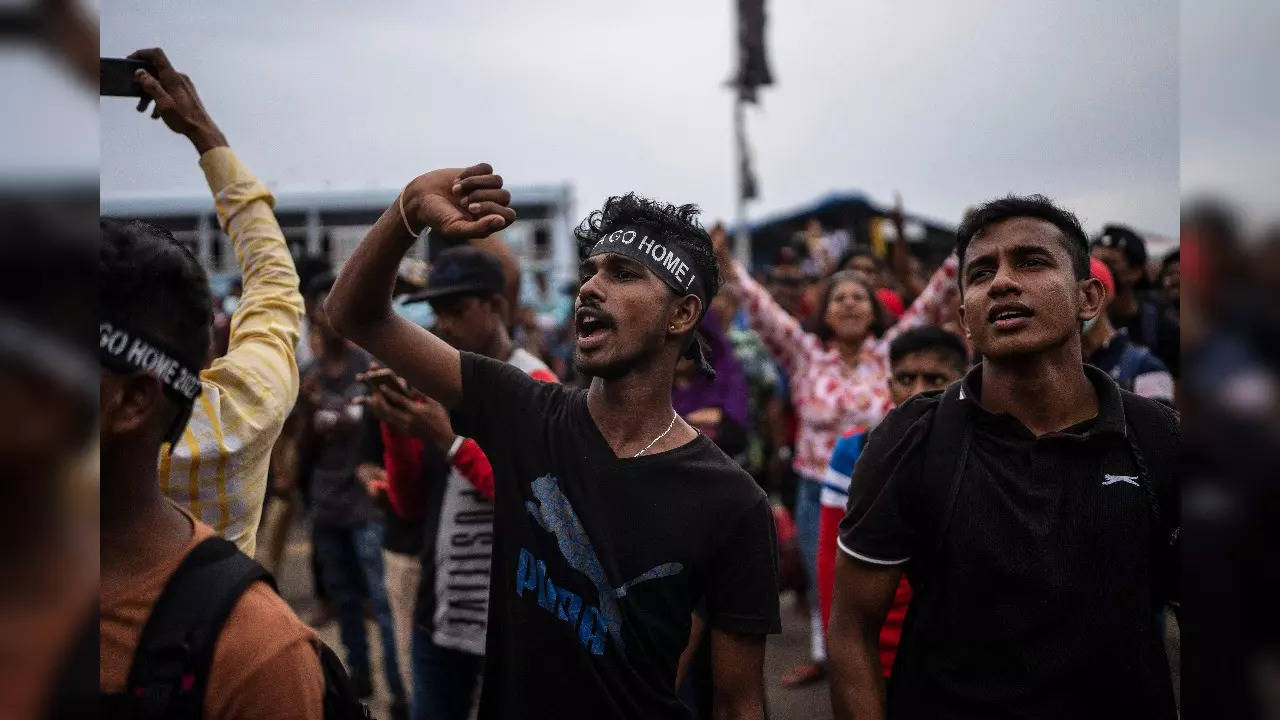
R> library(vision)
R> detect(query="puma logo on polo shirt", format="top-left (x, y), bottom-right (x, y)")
top-left (1102, 474), bottom-right (1140, 487)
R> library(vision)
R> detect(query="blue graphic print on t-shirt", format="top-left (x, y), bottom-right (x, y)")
top-left (517, 474), bottom-right (683, 655)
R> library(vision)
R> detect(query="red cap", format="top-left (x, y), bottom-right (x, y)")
top-left (1090, 257), bottom-right (1115, 300)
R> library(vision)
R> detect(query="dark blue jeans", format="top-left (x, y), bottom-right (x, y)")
top-left (313, 521), bottom-right (405, 700)
top-left (411, 628), bottom-right (483, 720)
top-left (794, 475), bottom-right (822, 595)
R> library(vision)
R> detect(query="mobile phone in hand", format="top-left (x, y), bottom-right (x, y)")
top-left (100, 58), bottom-right (148, 97)
top-left (361, 370), bottom-right (407, 395)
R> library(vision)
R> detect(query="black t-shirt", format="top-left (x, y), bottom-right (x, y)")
top-left (838, 364), bottom-right (1178, 720)
top-left (301, 349), bottom-right (374, 528)
top-left (452, 352), bottom-right (780, 720)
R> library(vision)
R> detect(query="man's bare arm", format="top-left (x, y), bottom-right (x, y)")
top-left (710, 629), bottom-right (767, 720)
top-left (324, 164), bottom-right (514, 408)
top-left (828, 552), bottom-right (901, 720)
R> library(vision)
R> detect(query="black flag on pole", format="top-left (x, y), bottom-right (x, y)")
top-left (731, 0), bottom-right (773, 104)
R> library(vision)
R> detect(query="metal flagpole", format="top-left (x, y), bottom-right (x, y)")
top-left (734, 97), bottom-right (751, 268)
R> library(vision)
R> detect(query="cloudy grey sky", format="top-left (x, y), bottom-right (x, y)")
top-left (98, 0), bottom-right (1182, 236)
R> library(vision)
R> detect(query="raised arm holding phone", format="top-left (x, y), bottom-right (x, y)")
top-left (129, 48), bottom-right (306, 556)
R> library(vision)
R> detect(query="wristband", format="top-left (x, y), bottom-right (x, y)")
top-left (445, 435), bottom-right (465, 463)
top-left (398, 184), bottom-right (424, 238)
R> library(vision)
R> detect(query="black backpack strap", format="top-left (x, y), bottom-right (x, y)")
top-left (888, 379), bottom-right (972, 600)
top-left (918, 381), bottom-right (972, 563)
top-left (318, 640), bottom-right (373, 719)
top-left (119, 536), bottom-right (274, 720)
top-left (890, 381), bottom-right (970, 665)
top-left (1120, 392), bottom-right (1182, 606)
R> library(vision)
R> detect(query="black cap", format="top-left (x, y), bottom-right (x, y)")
top-left (412, 246), bottom-right (506, 301)
top-left (1092, 224), bottom-right (1147, 268)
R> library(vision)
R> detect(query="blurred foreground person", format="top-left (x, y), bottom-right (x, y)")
top-left (0, 194), bottom-right (98, 718)
top-left (326, 172), bottom-right (780, 719)
top-left (131, 49), bottom-right (305, 555)
top-left (99, 220), bottom-right (331, 719)
top-left (829, 196), bottom-right (1180, 720)
top-left (1180, 203), bottom-right (1280, 719)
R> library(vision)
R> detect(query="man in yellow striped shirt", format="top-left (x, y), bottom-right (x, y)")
top-left (132, 49), bottom-right (304, 556)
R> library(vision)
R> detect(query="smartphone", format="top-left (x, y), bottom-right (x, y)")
top-left (362, 370), bottom-right (406, 395)
top-left (100, 58), bottom-right (148, 97)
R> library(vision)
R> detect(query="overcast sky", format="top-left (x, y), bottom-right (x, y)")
top-left (96, 0), bottom-right (1185, 236)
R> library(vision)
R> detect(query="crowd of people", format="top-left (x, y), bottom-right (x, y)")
top-left (97, 51), bottom-right (1188, 720)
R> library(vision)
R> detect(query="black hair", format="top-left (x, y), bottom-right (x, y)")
top-left (426, 290), bottom-right (504, 317)
top-left (100, 218), bottom-right (213, 382)
top-left (1181, 198), bottom-right (1239, 249)
top-left (811, 270), bottom-right (887, 342)
top-left (889, 325), bottom-right (969, 373)
top-left (835, 247), bottom-right (885, 274)
top-left (295, 254), bottom-right (333, 300)
top-left (955, 194), bottom-right (1090, 282)
top-left (304, 270), bottom-right (337, 305)
top-left (1160, 248), bottom-right (1180, 277)
top-left (1093, 224), bottom-right (1148, 267)
top-left (574, 192), bottom-right (722, 304)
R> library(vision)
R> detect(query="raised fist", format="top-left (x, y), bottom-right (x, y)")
top-left (401, 163), bottom-right (517, 240)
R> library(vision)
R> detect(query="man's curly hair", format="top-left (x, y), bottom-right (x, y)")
top-left (574, 192), bottom-right (722, 303)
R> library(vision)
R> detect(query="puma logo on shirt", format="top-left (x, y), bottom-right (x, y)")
top-left (518, 474), bottom-right (683, 655)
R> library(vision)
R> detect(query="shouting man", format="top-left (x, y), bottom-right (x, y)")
top-left (828, 195), bottom-right (1180, 719)
top-left (325, 169), bottom-right (780, 719)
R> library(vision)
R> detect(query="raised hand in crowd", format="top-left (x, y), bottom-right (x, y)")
top-left (404, 163), bottom-right (517, 240)
top-left (325, 163), bottom-right (515, 407)
top-left (129, 48), bottom-right (228, 154)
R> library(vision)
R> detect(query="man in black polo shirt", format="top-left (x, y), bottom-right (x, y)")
top-left (325, 164), bottom-right (780, 720)
top-left (828, 195), bottom-right (1180, 720)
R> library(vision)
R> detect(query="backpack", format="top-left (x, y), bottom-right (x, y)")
top-left (1113, 340), bottom-right (1158, 392)
top-left (914, 380), bottom-right (1180, 607)
top-left (101, 536), bottom-right (371, 720)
